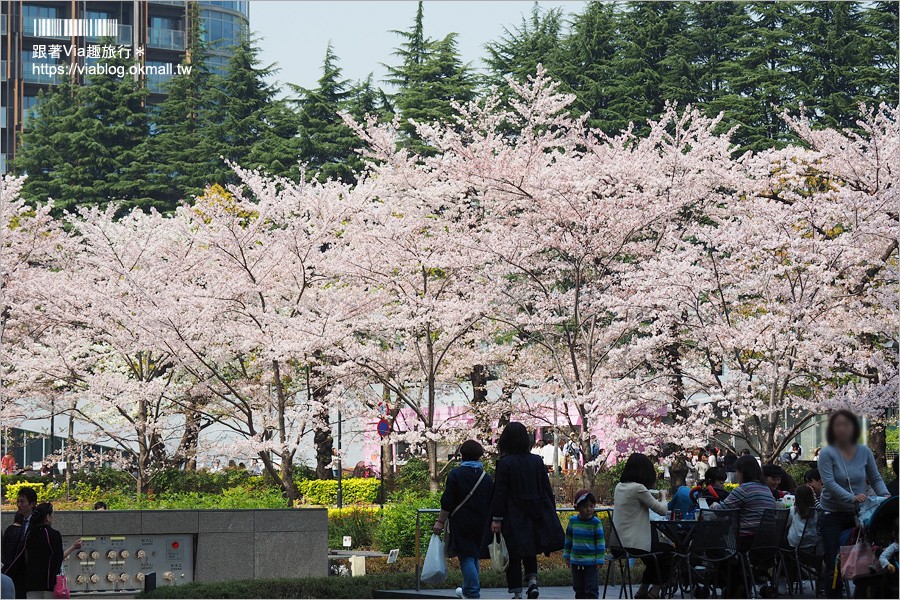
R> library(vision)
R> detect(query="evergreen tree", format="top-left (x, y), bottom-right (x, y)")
top-left (725, 2), bottom-right (804, 151)
top-left (795, 2), bottom-right (876, 129)
top-left (346, 73), bottom-right (392, 123)
top-left (608, 2), bottom-right (694, 135)
top-left (205, 36), bottom-right (297, 183)
top-left (557, 1), bottom-right (621, 132)
top-left (857, 1), bottom-right (899, 110)
top-left (130, 1), bottom-right (220, 211)
top-left (385, 2), bottom-right (477, 154)
top-left (484, 2), bottom-right (564, 87)
top-left (291, 44), bottom-right (361, 183)
top-left (15, 48), bottom-right (149, 214)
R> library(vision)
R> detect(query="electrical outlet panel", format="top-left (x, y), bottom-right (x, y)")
top-left (63, 535), bottom-right (193, 593)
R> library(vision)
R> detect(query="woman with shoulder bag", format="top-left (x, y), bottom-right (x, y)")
top-left (24, 504), bottom-right (64, 599)
top-left (434, 440), bottom-right (494, 599)
top-left (817, 410), bottom-right (890, 598)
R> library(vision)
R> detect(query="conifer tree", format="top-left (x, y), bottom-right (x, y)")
top-left (291, 44), bottom-right (361, 183)
top-left (130, 1), bottom-right (220, 211)
top-left (484, 2), bottom-right (564, 87)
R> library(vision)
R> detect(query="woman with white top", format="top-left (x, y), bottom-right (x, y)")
top-left (612, 453), bottom-right (669, 599)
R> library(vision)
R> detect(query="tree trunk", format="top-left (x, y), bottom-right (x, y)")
top-left (314, 421), bottom-right (333, 479)
top-left (868, 419), bottom-right (887, 469)
top-left (426, 438), bottom-right (440, 493)
top-left (281, 457), bottom-right (298, 507)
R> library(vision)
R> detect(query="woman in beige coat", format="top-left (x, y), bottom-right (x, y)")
top-left (612, 453), bottom-right (670, 599)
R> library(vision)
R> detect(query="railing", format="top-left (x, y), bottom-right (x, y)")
top-left (87, 24), bottom-right (132, 46)
top-left (413, 506), bottom-right (610, 591)
top-left (22, 64), bottom-right (60, 85)
top-left (22, 19), bottom-right (67, 39)
top-left (147, 27), bottom-right (184, 50)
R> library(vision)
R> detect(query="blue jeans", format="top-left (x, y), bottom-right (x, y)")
top-left (458, 555), bottom-right (481, 599)
top-left (1, 574), bottom-right (15, 600)
top-left (818, 510), bottom-right (856, 598)
top-left (571, 564), bottom-right (600, 599)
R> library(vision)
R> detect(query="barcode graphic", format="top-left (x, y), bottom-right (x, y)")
top-left (34, 18), bottom-right (118, 37)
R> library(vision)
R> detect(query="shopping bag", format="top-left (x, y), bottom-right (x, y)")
top-left (54, 575), bottom-right (70, 599)
top-left (490, 532), bottom-right (510, 573)
top-left (840, 540), bottom-right (877, 580)
top-left (420, 533), bottom-right (448, 584)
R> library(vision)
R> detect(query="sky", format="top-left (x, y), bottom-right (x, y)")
top-left (249, 1), bottom-right (588, 93)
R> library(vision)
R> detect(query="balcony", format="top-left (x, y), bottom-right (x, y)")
top-left (23, 63), bottom-right (61, 85)
top-left (149, 1), bottom-right (186, 5)
top-left (22, 19), bottom-right (68, 39)
top-left (86, 24), bottom-right (132, 45)
top-left (147, 27), bottom-right (184, 50)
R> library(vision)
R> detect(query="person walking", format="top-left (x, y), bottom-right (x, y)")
top-left (817, 410), bottom-right (890, 598)
top-left (563, 490), bottom-right (605, 599)
top-left (488, 422), bottom-right (564, 599)
top-left (434, 440), bottom-right (494, 600)
top-left (23, 503), bottom-right (63, 599)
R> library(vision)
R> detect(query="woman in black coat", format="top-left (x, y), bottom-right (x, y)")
top-left (24, 503), bottom-right (63, 599)
top-left (487, 422), bottom-right (565, 599)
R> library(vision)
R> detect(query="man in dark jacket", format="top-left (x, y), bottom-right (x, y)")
top-left (2, 486), bottom-right (37, 598)
top-left (434, 440), bottom-right (494, 599)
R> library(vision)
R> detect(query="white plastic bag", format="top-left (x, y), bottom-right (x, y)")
top-left (490, 532), bottom-right (510, 573)
top-left (420, 533), bottom-right (448, 584)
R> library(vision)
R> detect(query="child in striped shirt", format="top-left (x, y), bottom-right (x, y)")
top-left (564, 489), bottom-right (606, 599)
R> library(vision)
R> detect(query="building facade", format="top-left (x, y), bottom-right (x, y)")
top-left (0, 0), bottom-right (249, 173)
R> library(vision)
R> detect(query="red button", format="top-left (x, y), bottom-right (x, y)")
top-left (171, 542), bottom-right (179, 549)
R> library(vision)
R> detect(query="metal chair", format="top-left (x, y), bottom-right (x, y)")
top-left (670, 508), bottom-right (746, 599)
top-left (603, 509), bottom-right (665, 599)
top-left (777, 508), bottom-right (821, 596)
top-left (744, 508), bottom-right (791, 599)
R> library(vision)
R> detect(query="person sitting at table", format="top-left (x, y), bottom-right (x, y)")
top-left (711, 455), bottom-right (775, 548)
top-left (787, 484), bottom-right (820, 551)
top-left (762, 464), bottom-right (789, 500)
top-left (667, 473), bottom-right (693, 518)
top-left (803, 469), bottom-right (823, 507)
top-left (690, 467), bottom-right (729, 505)
top-left (613, 453), bottom-right (670, 600)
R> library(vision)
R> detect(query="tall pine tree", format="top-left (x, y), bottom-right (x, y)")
top-left (385, 2), bottom-right (476, 154)
top-left (291, 43), bottom-right (361, 183)
top-left (484, 2), bottom-right (564, 87)
top-left (130, 1), bottom-right (220, 211)
top-left (15, 48), bottom-right (149, 214)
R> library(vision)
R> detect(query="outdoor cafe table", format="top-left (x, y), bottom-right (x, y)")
top-left (652, 519), bottom-right (698, 555)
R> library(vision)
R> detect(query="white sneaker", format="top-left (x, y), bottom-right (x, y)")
top-left (455, 587), bottom-right (464, 599)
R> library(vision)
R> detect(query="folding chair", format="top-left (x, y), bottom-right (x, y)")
top-left (603, 509), bottom-right (664, 600)
top-left (744, 508), bottom-right (791, 599)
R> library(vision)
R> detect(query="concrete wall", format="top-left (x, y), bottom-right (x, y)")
top-left (0, 508), bottom-right (328, 581)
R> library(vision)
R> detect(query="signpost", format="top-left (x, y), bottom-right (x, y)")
top-left (376, 417), bottom-right (390, 508)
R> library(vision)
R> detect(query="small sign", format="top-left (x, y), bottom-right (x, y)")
top-left (387, 549), bottom-right (399, 564)
top-left (376, 419), bottom-right (390, 438)
top-left (377, 402), bottom-right (389, 416)
top-left (342, 536), bottom-right (352, 548)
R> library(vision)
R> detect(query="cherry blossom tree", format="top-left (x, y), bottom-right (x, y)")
top-left (145, 174), bottom-right (376, 505)
top-left (633, 103), bottom-right (898, 462)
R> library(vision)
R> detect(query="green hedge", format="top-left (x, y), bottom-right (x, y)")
top-left (300, 478), bottom-right (380, 505)
top-left (375, 490), bottom-right (441, 556)
top-left (137, 569), bottom-right (575, 599)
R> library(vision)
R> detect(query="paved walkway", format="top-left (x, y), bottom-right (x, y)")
top-left (376, 583), bottom-right (820, 599)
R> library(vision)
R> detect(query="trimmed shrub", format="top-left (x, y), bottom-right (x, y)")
top-left (4, 481), bottom-right (47, 502)
top-left (375, 490), bottom-right (440, 556)
top-left (299, 478), bottom-right (380, 505)
top-left (328, 507), bottom-right (379, 550)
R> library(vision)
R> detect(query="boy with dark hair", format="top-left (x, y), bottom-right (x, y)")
top-left (564, 490), bottom-right (605, 599)
top-left (804, 468), bottom-right (823, 507)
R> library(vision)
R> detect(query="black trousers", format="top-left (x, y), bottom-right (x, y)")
top-left (506, 554), bottom-right (539, 593)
